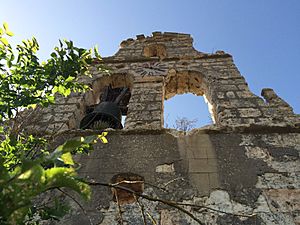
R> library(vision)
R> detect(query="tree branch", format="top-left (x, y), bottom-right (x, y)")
top-left (88, 181), bottom-right (205, 225)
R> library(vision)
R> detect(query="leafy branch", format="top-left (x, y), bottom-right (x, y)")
top-left (0, 22), bottom-right (108, 225)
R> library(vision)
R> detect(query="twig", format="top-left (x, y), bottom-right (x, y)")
top-left (114, 191), bottom-right (124, 225)
top-left (174, 202), bottom-right (255, 218)
top-left (134, 195), bottom-right (147, 225)
top-left (163, 177), bottom-right (184, 187)
top-left (146, 212), bottom-right (157, 225)
top-left (113, 180), bottom-right (144, 185)
top-left (144, 182), bottom-right (169, 192)
top-left (57, 188), bottom-right (87, 216)
top-left (57, 188), bottom-right (95, 225)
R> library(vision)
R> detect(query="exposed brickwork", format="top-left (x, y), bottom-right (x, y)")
top-left (23, 32), bottom-right (299, 135)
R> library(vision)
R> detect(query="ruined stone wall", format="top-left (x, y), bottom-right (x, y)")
top-left (51, 130), bottom-right (300, 225)
top-left (27, 32), bottom-right (300, 224)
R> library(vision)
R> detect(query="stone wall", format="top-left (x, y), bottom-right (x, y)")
top-left (23, 32), bottom-right (299, 135)
top-left (26, 32), bottom-right (300, 224)
top-left (51, 129), bottom-right (300, 225)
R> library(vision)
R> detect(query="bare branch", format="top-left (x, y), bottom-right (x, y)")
top-left (57, 188), bottom-right (88, 217)
top-left (88, 181), bottom-right (257, 224)
top-left (114, 189), bottom-right (124, 225)
top-left (88, 181), bottom-right (204, 224)
top-left (146, 212), bottom-right (157, 225)
top-left (174, 117), bottom-right (198, 132)
top-left (134, 195), bottom-right (147, 225)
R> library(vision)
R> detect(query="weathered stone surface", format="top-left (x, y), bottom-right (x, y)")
top-left (21, 32), bottom-right (300, 225)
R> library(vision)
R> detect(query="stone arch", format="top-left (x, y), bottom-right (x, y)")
top-left (76, 73), bottom-right (134, 129)
top-left (164, 69), bottom-right (217, 124)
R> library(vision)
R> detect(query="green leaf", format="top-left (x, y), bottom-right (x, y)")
top-left (61, 139), bottom-right (83, 153)
top-left (48, 95), bottom-right (55, 104)
top-left (0, 37), bottom-right (8, 46)
top-left (50, 52), bottom-right (57, 58)
top-left (58, 85), bottom-right (65, 94)
top-left (49, 138), bottom-right (83, 162)
top-left (65, 76), bottom-right (75, 82)
top-left (52, 86), bottom-right (59, 94)
top-left (18, 164), bottom-right (44, 182)
top-left (102, 132), bottom-right (108, 137)
top-left (6, 30), bottom-right (14, 37)
top-left (63, 88), bottom-right (71, 97)
top-left (82, 135), bottom-right (97, 144)
top-left (0, 157), bottom-right (9, 183)
top-left (60, 152), bottom-right (74, 165)
top-left (99, 136), bottom-right (108, 144)
top-left (94, 45), bottom-right (101, 59)
top-left (98, 132), bottom-right (108, 144)
top-left (0, 28), bottom-right (3, 35)
top-left (27, 104), bottom-right (37, 109)
top-left (44, 167), bottom-right (91, 200)
top-left (3, 22), bottom-right (9, 32)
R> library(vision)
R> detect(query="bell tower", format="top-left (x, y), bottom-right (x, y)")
top-left (25, 32), bottom-right (300, 225)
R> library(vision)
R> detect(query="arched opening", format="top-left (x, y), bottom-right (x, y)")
top-left (164, 70), bottom-right (216, 131)
top-left (164, 93), bottom-right (214, 130)
top-left (79, 73), bottom-right (133, 130)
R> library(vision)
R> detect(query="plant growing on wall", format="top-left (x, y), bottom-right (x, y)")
top-left (0, 22), bottom-right (107, 224)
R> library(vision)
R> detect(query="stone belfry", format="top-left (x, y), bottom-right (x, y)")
top-left (28, 32), bottom-right (299, 224)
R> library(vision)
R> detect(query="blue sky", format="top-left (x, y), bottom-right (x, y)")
top-left (1, 0), bottom-right (299, 127)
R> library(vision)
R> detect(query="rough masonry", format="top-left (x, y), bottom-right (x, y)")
top-left (25, 32), bottom-right (300, 225)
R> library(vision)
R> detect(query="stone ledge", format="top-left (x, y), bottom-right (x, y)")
top-left (92, 53), bottom-right (232, 64)
top-left (49, 124), bottom-right (300, 143)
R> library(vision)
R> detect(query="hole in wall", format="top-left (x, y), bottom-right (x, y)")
top-left (143, 44), bottom-right (167, 59)
top-left (121, 115), bottom-right (126, 127)
top-left (78, 73), bottom-right (133, 130)
top-left (80, 85), bottom-right (131, 130)
top-left (111, 173), bottom-right (144, 205)
top-left (164, 93), bottom-right (214, 131)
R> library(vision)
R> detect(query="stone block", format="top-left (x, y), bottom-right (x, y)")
top-left (242, 118), bottom-right (256, 124)
top-left (40, 113), bottom-right (53, 123)
top-left (53, 113), bottom-right (73, 122)
top-left (147, 103), bottom-right (162, 111)
top-left (238, 108), bottom-right (262, 117)
top-left (206, 147), bottom-right (217, 159)
top-left (156, 163), bottom-right (175, 173)
top-left (189, 159), bottom-right (218, 173)
top-left (189, 173), bottom-right (210, 196)
top-left (66, 96), bottom-right (84, 104)
top-left (218, 109), bottom-right (237, 118)
top-left (186, 146), bottom-right (207, 159)
top-left (209, 173), bottom-right (220, 189)
top-left (236, 91), bottom-right (256, 98)
top-left (216, 92), bottom-right (225, 99)
top-left (53, 104), bottom-right (78, 113)
top-left (218, 85), bottom-right (239, 91)
top-left (45, 122), bottom-right (68, 133)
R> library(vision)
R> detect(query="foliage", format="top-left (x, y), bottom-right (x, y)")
top-left (0, 22), bottom-right (107, 224)
top-left (0, 22), bottom-right (101, 119)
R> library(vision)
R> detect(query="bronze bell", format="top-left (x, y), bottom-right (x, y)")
top-left (80, 101), bottom-right (123, 130)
